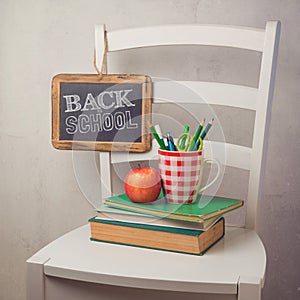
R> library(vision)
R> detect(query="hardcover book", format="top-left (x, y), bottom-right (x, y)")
top-left (97, 204), bottom-right (220, 231)
top-left (104, 194), bottom-right (243, 222)
top-left (89, 216), bottom-right (225, 255)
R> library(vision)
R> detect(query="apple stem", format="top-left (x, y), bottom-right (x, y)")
top-left (137, 163), bottom-right (142, 169)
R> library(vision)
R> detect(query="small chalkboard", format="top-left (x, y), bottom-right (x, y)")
top-left (52, 74), bottom-right (152, 152)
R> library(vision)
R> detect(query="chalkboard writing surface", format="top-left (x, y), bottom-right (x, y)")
top-left (52, 74), bottom-right (152, 152)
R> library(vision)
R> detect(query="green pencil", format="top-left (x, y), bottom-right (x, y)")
top-left (200, 117), bottom-right (214, 140)
top-left (188, 118), bottom-right (205, 151)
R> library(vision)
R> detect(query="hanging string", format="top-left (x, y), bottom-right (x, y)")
top-left (94, 30), bottom-right (108, 78)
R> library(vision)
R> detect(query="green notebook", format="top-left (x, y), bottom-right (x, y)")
top-left (104, 194), bottom-right (244, 222)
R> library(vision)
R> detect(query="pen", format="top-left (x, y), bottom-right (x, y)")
top-left (170, 134), bottom-right (177, 151)
top-left (150, 124), bottom-right (167, 150)
top-left (188, 118), bottom-right (206, 151)
top-left (166, 132), bottom-right (176, 151)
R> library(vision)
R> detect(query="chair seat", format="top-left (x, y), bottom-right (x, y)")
top-left (27, 224), bottom-right (266, 295)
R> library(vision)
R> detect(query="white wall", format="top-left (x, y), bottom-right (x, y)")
top-left (0, 1), bottom-right (299, 299)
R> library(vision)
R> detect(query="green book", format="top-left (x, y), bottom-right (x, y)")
top-left (104, 194), bottom-right (243, 222)
top-left (89, 216), bottom-right (225, 255)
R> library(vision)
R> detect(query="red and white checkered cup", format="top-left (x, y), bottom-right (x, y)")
top-left (158, 149), bottom-right (220, 204)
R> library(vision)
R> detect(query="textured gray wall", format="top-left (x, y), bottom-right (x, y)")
top-left (1, 1), bottom-right (299, 299)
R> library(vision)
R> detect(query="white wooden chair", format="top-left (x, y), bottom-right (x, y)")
top-left (27, 22), bottom-right (280, 300)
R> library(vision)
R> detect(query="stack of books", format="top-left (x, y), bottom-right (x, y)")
top-left (89, 194), bottom-right (244, 255)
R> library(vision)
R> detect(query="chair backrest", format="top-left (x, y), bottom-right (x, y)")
top-left (95, 22), bottom-right (281, 230)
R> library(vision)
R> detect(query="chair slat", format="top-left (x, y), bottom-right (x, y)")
top-left (111, 142), bottom-right (159, 165)
top-left (153, 81), bottom-right (258, 110)
top-left (111, 140), bottom-right (252, 171)
top-left (107, 25), bottom-right (265, 52)
top-left (203, 141), bottom-right (252, 170)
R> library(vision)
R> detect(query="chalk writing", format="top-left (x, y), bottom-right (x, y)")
top-left (52, 74), bottom-right (152, 152)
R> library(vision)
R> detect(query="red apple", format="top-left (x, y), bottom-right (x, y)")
top-left (124, 166), bottom-right (161, 203)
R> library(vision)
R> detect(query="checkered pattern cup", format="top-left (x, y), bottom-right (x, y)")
top-left (158, 149), bottom-right (220, 204)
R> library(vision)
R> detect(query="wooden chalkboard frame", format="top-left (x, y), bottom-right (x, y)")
top-left (52, 74), bottom-right (152, 152)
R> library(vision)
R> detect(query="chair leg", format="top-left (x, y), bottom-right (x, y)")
top-left (26, 256), bottom-right (50, 300)
top-left (238, 276), bottom-right (262, 300)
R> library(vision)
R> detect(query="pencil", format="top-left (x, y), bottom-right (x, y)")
top-left (189, 118), bottom-right (206, 151)
top-left (200, 117), bottom-right (214, 140)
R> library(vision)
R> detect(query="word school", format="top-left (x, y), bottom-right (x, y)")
top-left (63, 89), bottom-right (138, 134)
